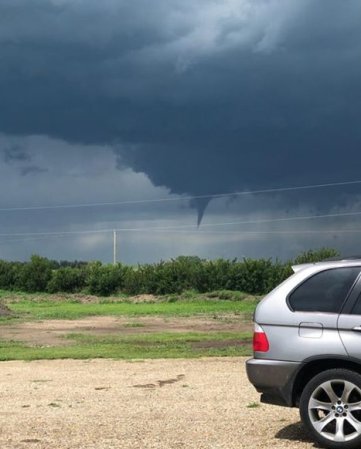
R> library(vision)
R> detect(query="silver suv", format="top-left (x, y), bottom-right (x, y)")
top-left (246, 258), bottom-right (361, 449)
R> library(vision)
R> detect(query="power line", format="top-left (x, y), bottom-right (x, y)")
top-left (126, 229), bottom-right (361, 235)
top-left (0, 178), bottom-right (361, 212)
top-left (0, 229), bottom-right (361, 248)
top-left (1, 209), bottom-right (361, 238)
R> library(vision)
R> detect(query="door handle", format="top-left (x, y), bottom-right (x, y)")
top-left (352, 326), bottom-right (361, 332)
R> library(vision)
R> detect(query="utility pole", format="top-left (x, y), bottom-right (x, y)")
top-left (113, 230), bottom-right (117, 265)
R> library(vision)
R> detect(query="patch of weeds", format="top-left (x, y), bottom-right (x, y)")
top-left (180, 290), bottom-right (199, 300)
top-left (31, 379), bottom-right (52, 383)
top-left (246, 402), bottom-right (260, 409)
top-left (206, 291), bottom-right (242, 301)
top-left (0, 316), bottom-right (21, 325)
top-left (165, 296), bottom-right (179, 303)
top-left (123, 322), bottom-right (145, 328)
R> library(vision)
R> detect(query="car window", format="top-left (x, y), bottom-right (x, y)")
top-left (289, 267), bottom-right (361, 313)
top-left (351, 292), bottom-right (361, 315)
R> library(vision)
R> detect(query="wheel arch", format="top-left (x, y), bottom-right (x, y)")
top-left (292, 356), bottom-right (361, 406)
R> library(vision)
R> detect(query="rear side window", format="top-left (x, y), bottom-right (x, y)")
top-left (351, 297), bottom-right (361, 315)
top-left (289, 267), bottom-right (360, 313)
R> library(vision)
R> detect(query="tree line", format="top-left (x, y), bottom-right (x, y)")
top-left (0, 248), bottom-right (338, 297)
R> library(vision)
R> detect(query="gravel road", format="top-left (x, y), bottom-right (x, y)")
top-left (0, 357), bottom-right (316, 449)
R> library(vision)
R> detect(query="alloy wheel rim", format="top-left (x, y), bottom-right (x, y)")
top-left (308, 379), bottom-right (361, 442)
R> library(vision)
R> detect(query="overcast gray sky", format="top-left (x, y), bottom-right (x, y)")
top-left (1, 0), bottom-right (361, 263)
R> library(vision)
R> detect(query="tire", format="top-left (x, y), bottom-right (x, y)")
top-left (300, 369), bottom-right (361, 449)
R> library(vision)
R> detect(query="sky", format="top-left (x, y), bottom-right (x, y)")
top-left (1, 0), bottom-right (361, 264)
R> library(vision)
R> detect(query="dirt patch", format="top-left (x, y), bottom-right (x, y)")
top-left (0, 315), bottom-right (252, 347)
top-left (191, 339), bottom-right (250, 350)
top-left (128, 294), bottom-right (158, 303)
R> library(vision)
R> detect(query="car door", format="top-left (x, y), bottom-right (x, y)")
top-left (338, 274), bottom-right (361, 358)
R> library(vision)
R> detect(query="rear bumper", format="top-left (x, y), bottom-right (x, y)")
top-left (246, 358), bottom-right (300, 407)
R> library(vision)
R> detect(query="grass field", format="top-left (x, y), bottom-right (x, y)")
top-left (0, 290), bottom-right (258, 361)
top-left (0, 331), bottom-right (252, 361)
top-left (8, 299), bottom-right (256, 320)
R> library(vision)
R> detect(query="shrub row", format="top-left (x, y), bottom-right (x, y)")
top-left (0, 248), bottom-right (338, 297)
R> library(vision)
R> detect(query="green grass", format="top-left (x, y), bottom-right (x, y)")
top-left (8, 299), bottom-right (256, 320)
top-left (0, 331), bottom-right (252, 361)
top-left (0, 290), bottom-right (256, 361)
top-left (0, 290), bottom-right (54, 302)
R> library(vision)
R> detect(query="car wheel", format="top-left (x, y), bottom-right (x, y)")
top-left (300, 369), bottom-right (361, 449)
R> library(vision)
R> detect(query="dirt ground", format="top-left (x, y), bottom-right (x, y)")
top-left (0, 316), bottom-right (252, 346)
top-left (0, 357), bottom-right (316, 449)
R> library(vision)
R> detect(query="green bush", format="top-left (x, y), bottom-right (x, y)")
top-left (0, 247), bottom-right (340, 296)
top-left (15, 255), bottom-right (53, 292)
top-left (123, 257), bottom-right (206, 295)
top-left (86, 262), bottom-right (128, 296)
top-left (0, 260), bottom-right (22, 290)
top-left (47, 267), bottom-right (87, 293)
top-left (196, 259), bottom-right (233, 292)
top-left (153, 257), bottom-right (204, 294)
top-left (123, 268), bottom-right (143, 295)
top-left (123, 256), bottom-right (289, 296)
top-left (292, 248), bottom-right (339, 265)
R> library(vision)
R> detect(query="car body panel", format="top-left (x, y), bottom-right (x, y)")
top-left (338, 314), bottom-right (361, 358)
top-left (246, 358), bottom-right (299, 406)
top-left (259, 320), bottom-right (347, 362)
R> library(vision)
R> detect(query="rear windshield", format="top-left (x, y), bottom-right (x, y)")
top-left (288, 267), bottom-right (361, 313)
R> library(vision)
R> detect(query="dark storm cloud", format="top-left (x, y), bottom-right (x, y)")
top-left (4, 145), bottom-right (30, 163)
top-left (20, 166), bottom-right (48, 176)
top-left (2, 142), bottom-right (47, 176)
top-left (1, 0), bottom-right (361, 222)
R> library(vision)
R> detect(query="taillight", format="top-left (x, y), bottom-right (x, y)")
top-left (253, 323), bottom-right (269, 352)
